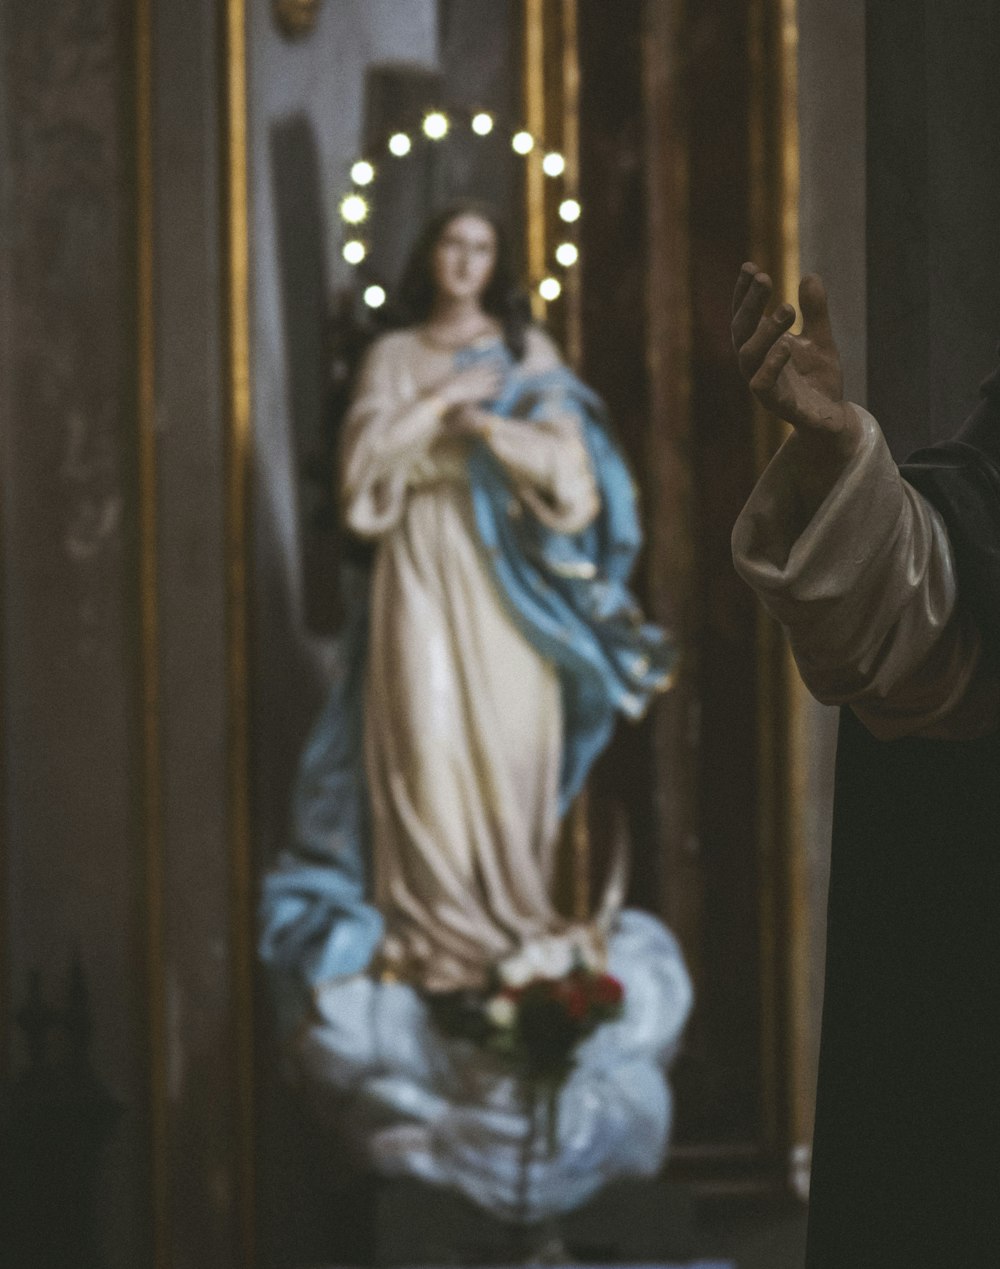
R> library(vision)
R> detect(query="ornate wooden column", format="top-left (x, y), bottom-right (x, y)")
top-left (571, 0), bottom-right (809, 1194)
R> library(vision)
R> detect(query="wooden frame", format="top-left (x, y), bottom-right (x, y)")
top-left (553, 0), bottom-right (810, 1195)
top-left (222, 0), bottom-right (258, 1263)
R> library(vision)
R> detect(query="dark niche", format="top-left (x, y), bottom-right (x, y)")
top-left (0, 960), bottom-right (122, 1269)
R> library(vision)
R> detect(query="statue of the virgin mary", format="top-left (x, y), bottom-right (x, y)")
top-left (260, 201), bottom-right (692, 1221)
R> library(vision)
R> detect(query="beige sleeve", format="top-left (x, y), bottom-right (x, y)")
top-left (732, 405), bottom-right (1000, 740)
top-left (484, 411), bottom-right (601, 534)
top-left (481, 327), bottom-right (600, 534)
top-left (339, 339), bottom-right (445, 538)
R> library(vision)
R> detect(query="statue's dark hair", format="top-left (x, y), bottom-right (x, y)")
top-left (389, 200), bottom-right (531, 361)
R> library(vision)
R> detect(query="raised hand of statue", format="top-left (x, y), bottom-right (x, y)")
top-left (731, 262), bottom-right (862, 465)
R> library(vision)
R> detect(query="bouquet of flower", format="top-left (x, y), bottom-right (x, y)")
top-left (427, 934), bottom-right (626, 1157)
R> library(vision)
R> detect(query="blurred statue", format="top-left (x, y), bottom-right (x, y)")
top-left (260, 203), bottom-right (692, 1221)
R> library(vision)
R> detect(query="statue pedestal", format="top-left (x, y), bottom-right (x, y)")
top-left (327, 1174), bottom-right (698, 1267)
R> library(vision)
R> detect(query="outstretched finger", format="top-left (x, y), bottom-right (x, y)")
top-left (732, 261), bottom-right (760, 317)
top-left (749, 335), bottom-right (793, 398)
top-left (731, 268), bottom-right (774, 352)
top-left (799, 273), bottom-right (833, 345)
top-left (737, 302), bottom-right (796, 382)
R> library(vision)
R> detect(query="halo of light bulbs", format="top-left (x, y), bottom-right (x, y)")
top-left (338, 107), bottom-right (581, 309)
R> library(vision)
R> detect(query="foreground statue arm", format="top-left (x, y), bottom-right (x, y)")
top-left (340, 337), bottom-right (447, 538)
top-left (730, 263), bottom-right (1000, 740)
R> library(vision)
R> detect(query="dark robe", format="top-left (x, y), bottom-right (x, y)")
top-left (805, 364), bottom-right (1000, 1267)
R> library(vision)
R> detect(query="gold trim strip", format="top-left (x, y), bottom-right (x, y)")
top-left (777, 0), bottom-right (812, 1163)
top-left (560, 0), bottom-right (583, 369)
top-left (748, 0), bottom-right (781, 1154)
top-left (135, 2), bottom-right (170, 1264)
top-left (749, 0), bottom-right (806, 1165)
top-left (222, 2), bottom-right (257, 1264)
top-left (523, 0), bottom-right (547, 316)
top-left (747, 0), bottom-right (779, 1154)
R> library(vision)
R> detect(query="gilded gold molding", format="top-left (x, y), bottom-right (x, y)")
top-left (776, 0), bottom-right (813, 1168)
top-left (522, 0), bottom-right (583, 362)
top-left (560, 0), bottom-right (583, 369)
top-left (135, 2), bottom-right (171, 1265)
top-left (748, 0), bottom-right (809, 1166)
top-left (523, 0), bottom-right (590, 916)
top-left (523, 0), bottom-right (547, 321)
top-left (273, 0), bottom-right (323, 39)
top-left (222, 2), bottom-right (257, 1264)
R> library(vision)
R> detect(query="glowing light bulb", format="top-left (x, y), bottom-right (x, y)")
top-left (423, 112), bottom-right (450, 140)
top-left (558, 198), bottom-right (581, 224)
top-left (555, 242), bottom-right (579, 268)
top-left (340, 194), bottom-right (369, 225)
top-left (351, 160), bottom-right (375, 186)
top-left (512, 131), bottom-right (534, 155)
top-left (538, 277), bottom-right (562, 302)
top-left (364, 285), bottom-right (387, 309)
top-left (343, 240), bottom-right (366, 265)
top-left (471, 112), bottom-right (494, 136)
top-left (542, 152), bottom-right (566, 178)
top-left (388, 132), bottom-right (412, 157)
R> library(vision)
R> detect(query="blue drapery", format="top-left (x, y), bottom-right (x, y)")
top-left (259, 341), bottom-right (675, 1031)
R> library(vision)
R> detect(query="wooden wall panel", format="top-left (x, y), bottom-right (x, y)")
top-left (867, 0), bottom-right (1000, 460)
top-left (0, 2), bottom-right (151, 1263)
top-left (576, 0), bottom-right (805, 1191)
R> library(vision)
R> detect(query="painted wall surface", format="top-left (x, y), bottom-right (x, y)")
top-left (867, 0), bottom-right (1000, 458)
top-left (0, 3), bottom-right (148, 1264)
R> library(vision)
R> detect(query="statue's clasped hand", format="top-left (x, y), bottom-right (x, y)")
top-left (436, 360), bottom-right (505, 438)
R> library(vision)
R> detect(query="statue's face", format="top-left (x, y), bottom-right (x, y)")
top-left (431, 214), bottom-right (498, 304)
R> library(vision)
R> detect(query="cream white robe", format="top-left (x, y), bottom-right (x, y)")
top-left (732, 403), bottom-right (1000, 740)
top-left (340, 326), bottom-right (601, 991)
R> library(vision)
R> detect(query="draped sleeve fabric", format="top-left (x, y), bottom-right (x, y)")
top-left (732, 404), bottom-right (1000, 740)
top-left (482, 328), bottom-right (601, 535)
top-left (340, 332), bottom-right (447, 539)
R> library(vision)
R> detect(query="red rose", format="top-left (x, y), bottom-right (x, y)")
top-left (592, 974), bottom-right (624, 1006)
top-left (564, 985), bottom-right (589, 1020)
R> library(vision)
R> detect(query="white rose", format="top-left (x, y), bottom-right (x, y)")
top-left (569, 927), bottom-right (603, 972)
top-left (498, 952), bottom-right (535, 989)
top-left (485, 995), bottom-right (518, 1028)
top-left (534, 936), bottom-right (574, 980)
